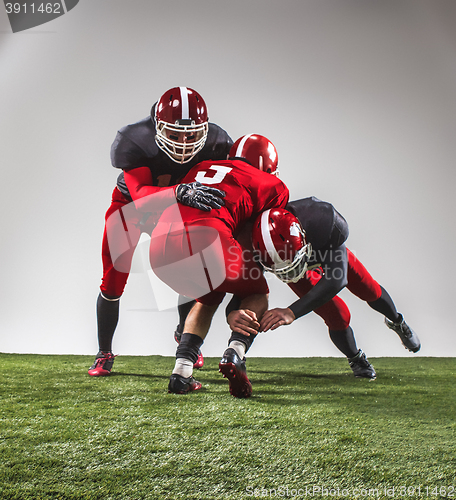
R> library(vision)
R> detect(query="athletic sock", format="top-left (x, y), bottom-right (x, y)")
top-left (228, 331), bottom-right (257, 354)
top-left (173, 358), bottom-right (194, 378)
top-left (367, 286), bottom-right (402, 323)
top-left (96, 293), bottom-right (120, 352)
top-left (177, 297), bottom-right (197, 334)
top-left (175, 333), bottom-right (204, 364)
top-left (228, 340), bottom-right (246, 359)
top-left (328, 327), bottom-right (359, 358)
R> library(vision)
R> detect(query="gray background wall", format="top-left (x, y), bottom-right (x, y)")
top-left (1, 0), bottom-right (455, 358)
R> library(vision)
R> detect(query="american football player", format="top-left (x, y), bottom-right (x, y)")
top-left (226, 202), bottom-right (420, 383)
top-left (148, 134), bottom-right (289, 395)
top-left (89, 87), bottom-right (233, 377)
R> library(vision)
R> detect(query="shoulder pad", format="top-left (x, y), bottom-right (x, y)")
top-left (198, 123), bottom-right (233, 160)
top-left (286, 197), bottom-right (349, 249)
top-left (111, 116), bottom-right (159, 170)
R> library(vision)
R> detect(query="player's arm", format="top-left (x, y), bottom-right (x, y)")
top-left (124, 167), bottom-right (177, 213)
top-left (228, 309), bottom-right (261, 336)
top-left (260, 244), bottom-right (349, 332)
top-left (124, 167), bottom-right (226, 213)
top-left (223, 295), bottom-right (261, 336)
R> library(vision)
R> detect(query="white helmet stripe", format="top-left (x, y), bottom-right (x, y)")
top-left (260, 210), bottom-right (285, 265)
top-left (179, 86), bottom-right (189, 119)
top-left (235, 134), bottom-right (254, 157)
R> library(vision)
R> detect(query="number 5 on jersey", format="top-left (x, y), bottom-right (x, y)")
top-left (195, 165), bottom-right (232, 185)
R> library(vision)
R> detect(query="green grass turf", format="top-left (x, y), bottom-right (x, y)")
top-left (0, 354), bottom-right (455, 500)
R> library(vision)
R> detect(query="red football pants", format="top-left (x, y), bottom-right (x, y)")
top-left (100, 188), bottom-right (155, 298)
top-left (288, 248), bottom-right (382, 330)
top-left (149, 210), bottom-right (269, 306)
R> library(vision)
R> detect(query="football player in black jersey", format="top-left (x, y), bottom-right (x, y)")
top-left (88, 87), bottom-right (233, 376)
top-left (225, 198), bottom-right (420, 386)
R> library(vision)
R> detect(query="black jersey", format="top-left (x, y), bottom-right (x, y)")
top-left (111, 104), bottom-right (233, 199)
top-left (285, 197), bottom-right (350, 319)
top-left (286, 196), bottom-right (349, 259)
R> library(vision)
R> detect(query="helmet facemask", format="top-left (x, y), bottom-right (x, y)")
top-left (254, 211), bottom-right (313, 283)
top-left (260, 241), bottom-right (312, 283)
top-left (156, 119), bottom-right (208, 164)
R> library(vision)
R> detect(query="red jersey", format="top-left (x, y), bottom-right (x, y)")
top-left (149, 159), bottom-right (289, 304)
top-left (177, 159), bottom-right (289, 232)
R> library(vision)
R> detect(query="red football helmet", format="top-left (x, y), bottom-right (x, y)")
top-left (154, 87), bottom-right (209, 164)
top-left (229, 134), bottom-right (279, 175)
top-left (252, 208), bottom-right (312, 283)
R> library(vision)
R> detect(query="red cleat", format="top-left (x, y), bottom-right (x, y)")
top-left (88, 351), bottom-right (117, 377)
top-left (219, 348), bottom-right (252, 398)
top-left (193, 350), bottom-right (204, 369)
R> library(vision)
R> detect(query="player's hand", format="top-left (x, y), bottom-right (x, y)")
top-left (260, 308), bottom-right (296, 332)
top-left (227, 309), bottom-right (260, 337)
top-left (176, 181), bottom-right (226, 212)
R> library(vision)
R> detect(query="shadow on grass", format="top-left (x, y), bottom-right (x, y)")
top-left (253, 370), bottom-right (348, 379)
top-left (110, 372), bottom-right (169, 380)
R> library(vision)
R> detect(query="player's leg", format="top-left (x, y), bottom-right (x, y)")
top-left (175, 296), bottom-right (197, 342)
top-left (221, 237), bottom-right (272, 361)
top-left (220, 293), bottom-right (268, 398)
top-left (151, 220), bottom-right (266, 395)
top-left (346, 248), bottom-right (420, 352)
top-left (211, 235), bottom-right (270, 398)
top-left (167, 225), bottom-right (268, 398)
top-left (89, 190), bottom-right (141, 376)
top-left (313, 296), bottom-right (376, 379)
top-left (174, 296), bottom-right (203, 369)
top-left (288, 270), bottom-right (376, 378)
top-left (88, 293), bottom-right (121, 377)
top-left (169, 300), bottom-right (221, 394)
top-left (222, 270), bottom-right (331, 383)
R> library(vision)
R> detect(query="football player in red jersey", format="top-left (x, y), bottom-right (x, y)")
top-left (89, 87), bottom-right (233, 377)
top-left (148, 134), bottom-right (289, 395)
top-left (227, 203), bottom-right (420, 381)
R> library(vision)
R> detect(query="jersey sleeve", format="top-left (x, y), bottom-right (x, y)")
top-left (111, 131), bottom-right (148, 171)
top-left (288, 244), bottom-right (349, 319)
top-left (255, 176), bottom-right (289, 213)
top-left (111, 117), bottom-right (157, 171)
top-left (123, 167), bottom-right (177, 213)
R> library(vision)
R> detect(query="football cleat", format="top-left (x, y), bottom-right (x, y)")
top-left (88, 351), bottom-right (117, 377)
top-left (348, 350), bottom-right (376, 379)
top-left (174, 328), bottom-right (182, 344)
top-left (219, 348), bottom-right (252, 398)
top-left (174, 327), bottom-right (204, 369)
top-left (168, 374), bottom-right (202, 394)
top-left (193, 351), bottom-right (204, 370)
top-left (385, 314), bottom-right (421, 353)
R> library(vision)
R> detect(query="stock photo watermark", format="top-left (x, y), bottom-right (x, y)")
top-left (244, 485), bottom-right (456, 498)
top-left (3, 0), bottom-right (79, 32)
